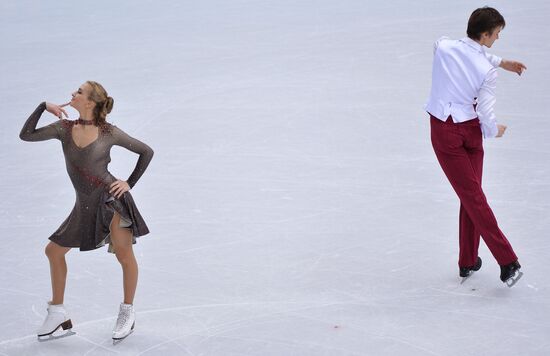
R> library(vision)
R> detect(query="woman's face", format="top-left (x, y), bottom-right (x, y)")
top-left (70, 83), bottom-right (94, 112)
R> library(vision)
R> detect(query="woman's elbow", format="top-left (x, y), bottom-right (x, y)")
top-left (19, 131), bottom-right (31, 141)
top-left (146, 146), bottom-right (154, 160)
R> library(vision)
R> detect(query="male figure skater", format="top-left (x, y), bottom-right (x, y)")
top-left (425, 7), bottom-right (526, 286)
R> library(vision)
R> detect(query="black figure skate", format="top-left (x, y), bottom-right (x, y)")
top-left (459, 257), bottom-right (482, 284)
top-left (500, 261), bottom-right (523, 288)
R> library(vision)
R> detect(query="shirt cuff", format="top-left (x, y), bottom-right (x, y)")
top-left (486, 53), bottom-right (502, 68)
top-left (481, 121), bottom-right (498, 138)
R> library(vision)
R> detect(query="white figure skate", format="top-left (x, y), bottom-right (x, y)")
top-left (112, 303), bottom-right (135, 343)
top-left (37, 303), bottom-right (75, 341)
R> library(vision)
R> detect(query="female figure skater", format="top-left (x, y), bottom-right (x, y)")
top-left (20, 81), bottom-right (154, 341)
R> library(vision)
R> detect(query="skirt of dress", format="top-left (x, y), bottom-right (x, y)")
top-left (49, 190), bottom-right (149, 253)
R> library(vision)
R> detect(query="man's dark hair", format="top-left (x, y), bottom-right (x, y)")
top-left (467, 7), bottom-right (505, 40)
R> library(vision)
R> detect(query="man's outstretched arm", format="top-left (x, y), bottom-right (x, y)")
top-left (500, 59), bottom-right (527, 76)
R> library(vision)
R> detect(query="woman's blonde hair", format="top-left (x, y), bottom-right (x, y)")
top-left (86, 80), bottom-right (114, 129)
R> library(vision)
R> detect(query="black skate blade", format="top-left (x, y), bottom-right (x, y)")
top-left (505, 271), bottom-right (523, 288)
top-left (37, 329), bottom-right (76, 342)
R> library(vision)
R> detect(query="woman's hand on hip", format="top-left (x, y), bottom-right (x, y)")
top-left (109, 180), bottom-right (130, 199)
top-left (45, 102), bottom-right (70, 119)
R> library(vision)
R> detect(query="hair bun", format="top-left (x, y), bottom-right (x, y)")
top-left (104, 96), bottom-right (114, 114)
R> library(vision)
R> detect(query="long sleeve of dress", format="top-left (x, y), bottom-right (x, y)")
top-left (19, 102), bottom-right (62, 141)
top-left (111, 126), bottom-right (154, 188)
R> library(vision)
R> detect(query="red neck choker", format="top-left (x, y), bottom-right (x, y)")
top-left (76, 118), bottom-right (95, 126)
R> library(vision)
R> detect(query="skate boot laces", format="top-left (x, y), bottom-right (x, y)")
top-left (114, 304), bottom-right (134, 332)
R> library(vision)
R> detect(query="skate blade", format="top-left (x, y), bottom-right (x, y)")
top-left (505, 271), bottom-right (524, 288)
top-left (37, 319), bottom-right (75, 342)
top-left (112, 322), bottom-right (135, 345)
top-left (460, 271), bottom-right (475, 284)
top-left (112, 330), bottom-right (134, 345)
top-left (37, 329), bottom-right (76, 342)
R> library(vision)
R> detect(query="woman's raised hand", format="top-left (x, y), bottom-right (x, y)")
top-left (45, 102), bottom-right (70, 119)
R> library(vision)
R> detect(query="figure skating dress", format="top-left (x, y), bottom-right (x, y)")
top-left (20, 102), bottom-right (154, 252)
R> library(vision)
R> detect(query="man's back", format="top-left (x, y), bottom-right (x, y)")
top-left (426, 37), bottom-right (495, 123)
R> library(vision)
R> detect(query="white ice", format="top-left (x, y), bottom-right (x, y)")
top-left (1, 1), bottom-right (549, 355)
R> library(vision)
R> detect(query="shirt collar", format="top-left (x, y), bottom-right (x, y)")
top-left (460, 37), bottom-right (485, 54)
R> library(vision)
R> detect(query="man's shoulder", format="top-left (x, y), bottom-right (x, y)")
top-left (434, 36), bottom-right (452, 46)
top-left (435, 36), bottom-right (452, 42)
top-left (434, 36), bottom-right (461, 54)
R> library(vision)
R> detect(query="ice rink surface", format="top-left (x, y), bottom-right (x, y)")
top-left (1, 0), bottom-right (549, 355)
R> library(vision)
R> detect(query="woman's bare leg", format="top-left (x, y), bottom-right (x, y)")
top-left (110, 212), bottom-right (138, 304)
top-left (45, 241), bottom-right (71, 305)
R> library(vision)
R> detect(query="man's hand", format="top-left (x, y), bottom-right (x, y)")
top-left (500, 60), bottom-right (526, 76)
top-left (496, 124), bottom-right (507, 138)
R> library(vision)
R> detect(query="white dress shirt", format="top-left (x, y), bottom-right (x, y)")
top-left (425, 37), bottom-right (502, 138)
